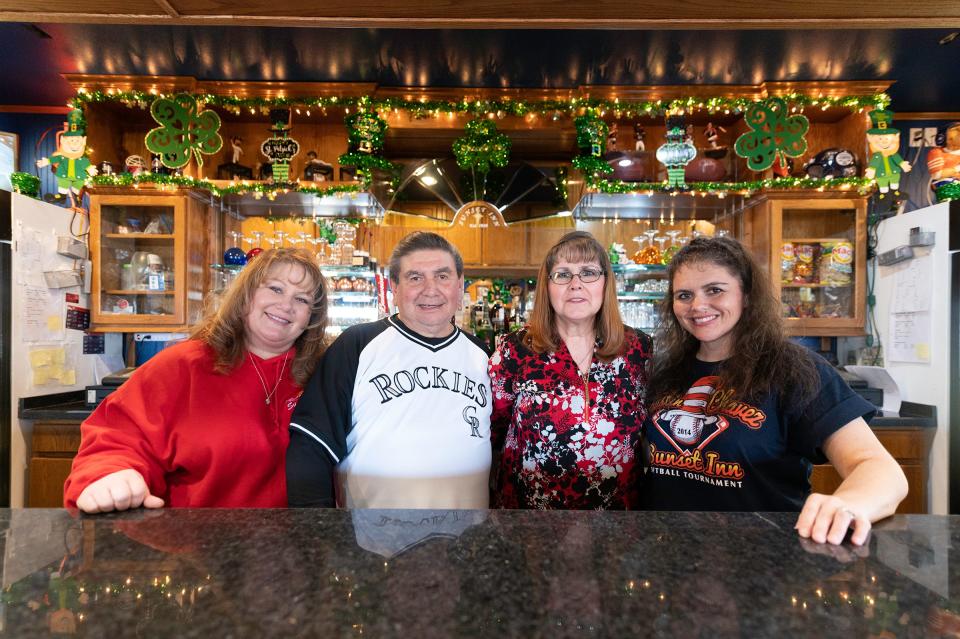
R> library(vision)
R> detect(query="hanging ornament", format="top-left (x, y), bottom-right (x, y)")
top-left (35, 108), bottom-right (98, 206)
top-left (260, 109), bottom-right (300, 183)
top-left (572, 109), bottom-right (613, 183)
top-left (734, 97), bottom-right (809, 174)
top-left (863, 109), bottom-right (912, 195)
top-left (145, 94), bottom-right (223, 169)
top-left (338, 108), bottom-right (396, 186)
top-left (656, 115), bottom-right (697, 188)
top-left (452, 118), bottom-right (512, 174)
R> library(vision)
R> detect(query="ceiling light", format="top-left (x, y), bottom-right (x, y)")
top-left (420, 176), bottom-right (438, 186)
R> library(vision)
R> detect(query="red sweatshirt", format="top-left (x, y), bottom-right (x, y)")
top-left (63, 340), bottom-right (301, 508)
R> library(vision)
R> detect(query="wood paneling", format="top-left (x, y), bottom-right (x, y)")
top-left (7, 1), bottom-right (957, 28)
top-left (28, 422), bottom-right (82, 508)
top-left (811, 426), bottom-right (935, 514)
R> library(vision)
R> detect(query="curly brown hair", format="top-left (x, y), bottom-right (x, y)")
top-left (191, 248), bottom-right (329, 386)
top-left (647, 236), bottom-right (819, 406)
top-left (525, 231), bottom-right (626, 361)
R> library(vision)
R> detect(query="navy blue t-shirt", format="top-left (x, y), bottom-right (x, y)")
top-left (642, 355), bottom-right (876, 512)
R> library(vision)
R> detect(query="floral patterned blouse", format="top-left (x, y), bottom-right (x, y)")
top-left (488, 328), bottom-right (652, 509)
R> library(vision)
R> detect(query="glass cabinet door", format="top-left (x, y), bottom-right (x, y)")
top-left (91, 194), bottom-right (185, 328)
top-left (771, 197), bottom-right (867, 335)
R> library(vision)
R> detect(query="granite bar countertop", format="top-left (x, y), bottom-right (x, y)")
top-left (18, 390), bottom-right (939, 429)
top-left (0, 508), bottom-right (954, 637)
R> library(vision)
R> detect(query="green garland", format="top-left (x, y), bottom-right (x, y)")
top-left (553, 166), bottom-right (568, 205)
top-left (593, 175), bottom-right (874, 196)
top-left (90, 172), bottom-right (363, 199)
top-left (10, 172), bottom-right (40, 198)
top-left (72, 89), bottom-right (891, 119)
top-left (936, 181), bottom-right (960, 202)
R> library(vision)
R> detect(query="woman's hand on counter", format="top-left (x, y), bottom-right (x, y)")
top-left (76, 469), bottom-right (165, 514)
top-left (795, 493), bottom-right (871, 546)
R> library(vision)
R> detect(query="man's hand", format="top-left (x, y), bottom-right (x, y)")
top-left (75, 469), bottom-right (164, 514)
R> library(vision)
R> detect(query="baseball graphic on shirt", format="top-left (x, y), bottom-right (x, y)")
top-left (654, 378), bottom-right (729, 454)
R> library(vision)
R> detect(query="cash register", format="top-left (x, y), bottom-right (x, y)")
top-left (85, 367), bottom-right (137, 407)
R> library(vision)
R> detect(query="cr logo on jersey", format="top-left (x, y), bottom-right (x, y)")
top-left (462, 405), bottom-right (482, 438)
top-left (655, 379), bottom-right (729, 455)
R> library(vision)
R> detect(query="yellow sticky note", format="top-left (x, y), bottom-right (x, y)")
top-left (29, 350), bottom-right (53, 367)
top-left (916, 343), bottom-right (930, 361)
top-left (49, 364), bottom-right (64, 379)
top-left (61, 369), bottom-right (76, 386)
top-left (46, 316), bottom-right (61, 331)
top-left (33, 368), bottom-right (50, 385)
top-left (52, 348), bottom-right (66, 364)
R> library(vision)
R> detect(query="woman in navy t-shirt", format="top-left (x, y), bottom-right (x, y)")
top-left (644, 236), bottom-right (907, 546)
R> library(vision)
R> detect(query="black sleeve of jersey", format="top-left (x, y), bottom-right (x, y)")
top-left (460, 328), bottom-right (492, 356)
top-left (286, 428), bottom-right (336, 507)
top-left (287, 319), bottom-right (390, 506)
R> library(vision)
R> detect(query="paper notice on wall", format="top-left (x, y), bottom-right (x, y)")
top-left (22, 285), bottom-right (64, 342)
top-left (891, 255), bottom-right (933, 313)
top-left (15, 226), bottom-right (45, 287)
top-left (888, 310), bottom-right (932, 363)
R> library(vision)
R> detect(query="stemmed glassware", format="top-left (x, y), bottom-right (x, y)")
top-left (662, 230), bottom-right (681, 264)
top-left (638, 228), bottom-right (661, 264)
top-left (631, 236), bottom-right (645, 263)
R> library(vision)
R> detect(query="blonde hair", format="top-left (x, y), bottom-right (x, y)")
top-left (525, 231), bottom-right (626, 360)
top-left (191, 248), bottom-right (329, 385)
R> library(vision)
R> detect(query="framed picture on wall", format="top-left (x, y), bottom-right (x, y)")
top-left (0, 131), bottom-right (18, 192)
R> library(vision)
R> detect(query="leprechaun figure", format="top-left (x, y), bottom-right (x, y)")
top-left (864, 109), bottom-right (911, 194)
top-left (36, 108), bottom-right (98, 206)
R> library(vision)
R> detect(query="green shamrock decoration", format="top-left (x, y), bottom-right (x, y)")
top-left (452, 119), bottom-right (512, 174)
top-left (734, 97), bottom-right (809, 172)
top-left (145, 94), bottom-right (223, 169)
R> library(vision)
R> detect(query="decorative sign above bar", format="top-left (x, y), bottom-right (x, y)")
top-left (452, 201), bottom-right (506, 229)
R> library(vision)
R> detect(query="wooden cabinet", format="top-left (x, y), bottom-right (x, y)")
top-left (28, 421), bottom-right (82, 508)
top-left (89, 188), bottom-right (220, 332)
top-left (810, 424), bottom-right (935, 514)
top-left (738, 191), bottom-right (867, 336)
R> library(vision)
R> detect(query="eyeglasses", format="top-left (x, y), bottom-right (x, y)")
top-left (548, 268), bottom-right (604, 285)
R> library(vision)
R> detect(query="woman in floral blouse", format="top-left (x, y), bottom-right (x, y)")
top-left (489, 231), bottom-right (653, 509)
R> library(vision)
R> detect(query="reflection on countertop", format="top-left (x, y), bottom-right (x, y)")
top-left (0, 508), bottom-right (955, 637)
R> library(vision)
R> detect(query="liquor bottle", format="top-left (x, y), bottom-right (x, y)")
top-left (509, 295), bottom-right (524, 332)
top-left (474, 297), bottom-right (492, 349)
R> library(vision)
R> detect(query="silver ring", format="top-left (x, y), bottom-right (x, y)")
top-left (842, 508), bottom-right (857, 519)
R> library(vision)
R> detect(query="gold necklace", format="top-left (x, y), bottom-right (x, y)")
top-left (248, 353), bottom-right (289, 405)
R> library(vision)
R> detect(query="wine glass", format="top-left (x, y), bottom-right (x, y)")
top-left (639, 229), bottom-right (661, 264)
top-left (631, 236), bottom-right (645, 263)
top-left (662, 230), bottom-right (681, 264)
top-left (244, 231), bottom-right (266, 260)
top-left (273, 230), bottom-right (290, 249)
top-left (224, 230), bottom-right (247, 266)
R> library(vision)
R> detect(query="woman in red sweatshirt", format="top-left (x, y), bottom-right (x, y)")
top-left (64, 248), bottom-right (329, 512)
